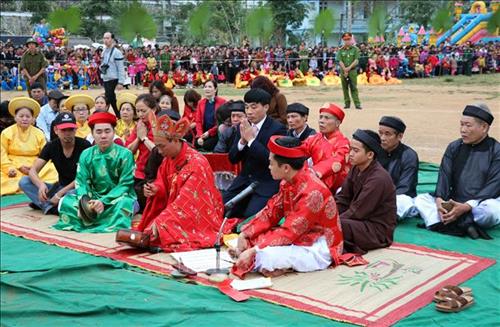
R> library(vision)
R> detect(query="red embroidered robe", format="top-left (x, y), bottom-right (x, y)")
top-left (135, 142), bottom-right (224, 252)
top-left (302, 130), bottom-right (351, 192)
top-left (232, 167), bottom-right (344, 278)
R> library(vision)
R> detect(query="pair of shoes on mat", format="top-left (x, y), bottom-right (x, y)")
top-left (434, 285), bottom-right (474, 312)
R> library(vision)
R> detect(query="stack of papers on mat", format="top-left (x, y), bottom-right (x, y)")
top-left (231, 277), bottom-right (273, 291)
top-left (170, 249), bottom-right (234, 273)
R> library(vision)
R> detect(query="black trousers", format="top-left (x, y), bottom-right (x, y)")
top-left (134, 177), bottom-right (147, 213)
top-left (104, 79), bottom-right (119, 116)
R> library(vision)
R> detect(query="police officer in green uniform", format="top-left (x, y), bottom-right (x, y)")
top-left (336, 32), bottom-right (362, 109)
top-left (20, 38), bottom-right (48, 92)
top-left (462, 42), bottom-right (473, 76)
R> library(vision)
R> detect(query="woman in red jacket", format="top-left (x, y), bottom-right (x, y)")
top-left (195, 80), bottom-right (226, 151)
top-left (183, 89), bottom-right (202, 145)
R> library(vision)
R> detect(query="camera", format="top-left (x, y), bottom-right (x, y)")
top-left (100, 64), bottom-right (110, 74)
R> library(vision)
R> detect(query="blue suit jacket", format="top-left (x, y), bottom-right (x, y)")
top-left (228, 116), bottom-right (287, 197)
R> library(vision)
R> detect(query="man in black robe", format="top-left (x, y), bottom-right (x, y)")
top-left (415, 104), bottom-right (500, 239)
top-left (285, 103), bottom-right (316, 141)
top-left (335, 129), bottom-right (397, 254)
top-left (378, 116), bottom-right (419, 219)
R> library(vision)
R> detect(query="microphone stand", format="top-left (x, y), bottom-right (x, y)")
top-left (206, 182), bottom-right (258, 278)
top-left (206, 205), bottom-right (234, 276)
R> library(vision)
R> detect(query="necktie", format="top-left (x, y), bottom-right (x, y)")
top-left (252, 124), bottom-right (259, 136)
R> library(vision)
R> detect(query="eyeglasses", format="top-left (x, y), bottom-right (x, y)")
top-left (73, 109), bottom-right (88, 112)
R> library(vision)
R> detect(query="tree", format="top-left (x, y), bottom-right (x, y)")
top-left (78, 0), bottom-right (116, 41)
top-left (431, 7), bottom-right (453, 34)
top-left (187, 2), bottom-right (212, 44)
top-left (172, 2), bottom-right (197, 45)
top-left (1, 0), bottom-right (18, 11)
top-left (367, 4), bottom-right (387, 37)
top-left (209, 0), bottom-right (246, 45)
top-left (400, 0), bottom-right (450, 27)
top-left (487, 7), bottom-right (500, 34)
top-left (21, 0), bottom-right (52, 24)
top-left (117, 2), bottom-right (157, 43)
top-left (47, 6), bottom-right (82, 34)
top-left (268, 0), bottom-right (308, 46)
top-left (246, 5), bottom-right (274, 46)
top-left (313, 8), bottom-right (336, 45)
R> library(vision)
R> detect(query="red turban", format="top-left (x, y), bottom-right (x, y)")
top-left (88, 112), bottom-right (117, 127)
top-left (267, 135), bottom-right (308, 158)
top-left (319, 103), bottom-right (345, 122)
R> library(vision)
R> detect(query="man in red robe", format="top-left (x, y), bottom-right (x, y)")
top-left (231, 136), bottom-right (344, 279)
top-left (118, 114), bottom-right (225, 252)
top-left (302, 103), bottom-right (350, 192)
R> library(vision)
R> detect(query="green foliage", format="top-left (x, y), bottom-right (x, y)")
top-left (187, 2), bottom-right (211, 44)
top-left (1, 0), bottom-right (17, 11)
top-left (21, 0), bottom-right (51, 24)
top-left (400, 0), bottom-right (449, 27)
top-left (431, 7), bottom-right (453, 34)
top-left (487, 8), bottom-right (500, 34)
top-left (268, 0), bottom-right (308, 45)
top-left (246, 6), bottom-right (274, 46)
top-left (368, 4), bottom-right (386, 37)
top-left (209, 0), bottom-right (247, 45)
top-left (314, 8), bottom-right (336, 42)
top-left (170, 2), bottom-right (196, 45)
top-left (78, 0), bottom-right (115, 41)
top-left (47, 6), bottom-right (81, 34)
top-left (117, 2), bottom-right (157, 42)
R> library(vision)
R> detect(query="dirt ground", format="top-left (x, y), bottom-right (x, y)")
top-left (2, 75), bottom-right (499, 163)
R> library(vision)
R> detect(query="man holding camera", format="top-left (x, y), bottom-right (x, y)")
top-left (101, 32), bottom-right (125, 116)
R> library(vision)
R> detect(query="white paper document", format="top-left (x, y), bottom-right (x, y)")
top-left (170, 248), bottom-right (234, 273)
top-left (230, 277), bottom-right (273, 291)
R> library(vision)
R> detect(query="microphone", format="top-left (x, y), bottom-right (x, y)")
top-left (224, 181), bottom-right (260, 211)
top-left (206, 181), bottom-right (260, 278)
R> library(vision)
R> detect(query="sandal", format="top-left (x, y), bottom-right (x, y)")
top-left (434, 285), bottom-right (472, 302)
top-left (436, 295), bottom-right (474, 312)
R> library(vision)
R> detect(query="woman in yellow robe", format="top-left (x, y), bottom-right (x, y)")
top-left (357, 72), bottom-right (368, 85)
top-left (305, 69), bottom-right (321, 86)
top-left (235, 72), bottom-right (250, 89)
top-left (115, 92), bottom-right (138, 142)
top-left (65, 94), bottom-right (94, 139)
top-left (277, 76), bottom-right (293, 88)
top-left (323, 71), bottom-right (341, 86)
top-left (1, 97), bottom-right (58, 195)
top-left (292, 68), bottom-right (307, 86)
top-left (368, 73), bottom-right (386, 85)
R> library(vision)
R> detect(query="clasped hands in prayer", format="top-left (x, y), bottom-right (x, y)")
top-left (136, 121), bottom-right (148, 140)
top-left (436, 198), bottom-right (472, 225)
top-left (239, 118), bottom-right (257, 145)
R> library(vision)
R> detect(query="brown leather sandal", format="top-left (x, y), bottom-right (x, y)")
top-left (435, 295), bottom-right (474, 312)
top-left (434, 285), bottom-right (472, 302)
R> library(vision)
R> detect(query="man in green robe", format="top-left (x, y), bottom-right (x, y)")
top-left (54, 112), bottom-right (137, 233)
